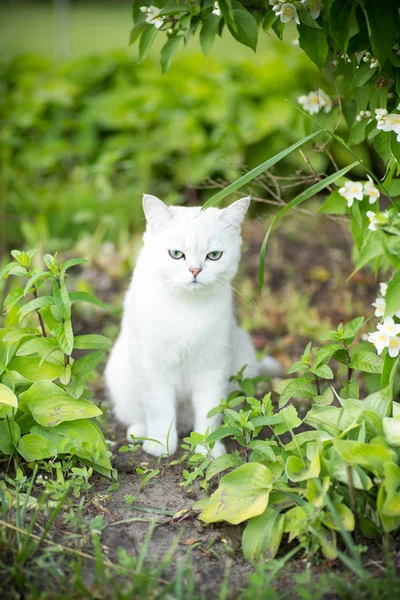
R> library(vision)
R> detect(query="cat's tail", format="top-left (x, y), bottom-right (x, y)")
top-left (259, 355), bottom-right (284, 378)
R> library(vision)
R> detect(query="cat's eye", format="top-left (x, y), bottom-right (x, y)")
top-left (168, 250), bottom-right (185, 260)
top-left (206, 251), bottom-right (223, 261)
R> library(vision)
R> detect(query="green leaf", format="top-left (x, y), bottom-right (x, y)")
top-left (73, 335), bottom-right (112, 350)
top-left (218, 0), bottom-right (235, 28)
top-left (310, 364), bottom-right (334, 379)
top-left (202, 130), bottom-right (324, 211)
top-left (262, 10), bottom-right (277, 32)
top-left (17, 433), bottom-right (55, 461)
top-left (242, 507), bottom-right (284, 561)
top-left (274, 405), bottom-right (302, 435)
top-left (313, 386), bottom-right (334, 406)
top-left (383, 417), bottom-right (400, 446)
top-left (227, 9), bottom-right (258, 52)
top-left (54, 320), bottom-right (74, 356)
top-left (129, 22), bottom-right (147, 45)
top-left (349, 351), bottom-right (384, 374)
top-left (351, 231), bottom-right (384, 276)
top-left (333, 439), bottom-right (396, 476)
top-left (0, 261), bottom-right (19, 280)
top-left (160, 35), bottom-right (183, 74)
top-left (139, 26), bottom-right (158, 62)
top-left (69, 292), bottom-right (107, 309)
top-left (258, 162), bottom-right (359, 291)
top-left (2, 328), bottom-right (39, 344)
top-left (19, 296), bottom-right (54, 322)
top-left (205, 454), bottom-right (244, 481)
top-left (381, 354), bottom-right (399, 388)
top-left (200, 16), bottom-right (220, 57)
top-left (0, 420), bottom-right (20, 454)
top-left (52, 282), bottom-right (71, 320)
top-left (314, 344), bottom-right (343, 366)
top-left (351, 62), bottom-right (377, 88)
top-left (7, 356), bottom-right (62, 382)
top-left (199, 463), bottom-right (273, 525)
top-left (279, 376), bottom-right (316, 408)
top-left (318, 190), bottom-right (346, 214)
top-left (3, 287), bottom-right (24, 313)
top-left (329, 0), bottom-right (358, 54)
top-left (65, 374), bottom-right (85, 400)
top-left (19, 380), bottom-right (102, 427)
top-left (0, 383), bottom-right (18, 408)
top-left (298, 24), bottom-right (328, 68)
top-left (342, 316), bottom-right (364, 339)
top-left (16, 336), bottom-right (58, 358)
top-left (385, 268), bottom-right (400, 317)
top-left (364, 0), bottom-right (399, 67)
top-left (380, 462), bottom-right (400, 518)
top-left (323, 503), bottom-right (355, 532)
top-left (158, 5), bottom-right (190, 16)
top-left (23, 271), bottom-right (51, 296)
top-left (306, 404), bottom-right (362, 437)
top-left (72, 351), bottom-right (105, 377)
top-left (296, 2), bottom-right (321, 28)
top-left (286, 452), bottom-right (320, 482)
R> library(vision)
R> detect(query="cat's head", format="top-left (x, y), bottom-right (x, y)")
top-left (142, 194), bottom-right (250, 292)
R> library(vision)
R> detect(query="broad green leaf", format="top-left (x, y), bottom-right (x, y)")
top-left (7, 356), bottom-right (62, 382)
top-left (323, 503), bottom-right (355, 532)
top-left (274, 405), bottom-right (302, 435)
top-left (52, 282), bottom-right (71, 320)
top-left (0, 383), bottom-right (18, 408)
top-left (310, 364), bottom-right (334, 379)
top-left (377, 472), bottom-right (400, 532)
top-left (129, 22), bottom-right (147, 45)
top-left (322, 452), bottom-right (373, 490)
top-left (305, 405), bottom-right (362, 437)
top-left (218, 0), bottom-right (235, 28)
top-left (158, 5), bottom-right (190, 16)
top-left (380, 462), bottom-right (400, 517)
top-left (2, 328), bottom-right (39, 344)
top-left (69, 291), bottom-right (107, 309)
top-left (298, 24), bottom-right (328, 68)
top-left (0, 261), bottom-right (19, 280)
top-left (352, 231), bottom-right (384, 276)
top-left (314, 344), bottom-right (343, 366)
top-left (206, 425), bottom-right (242, 443)
top-left (364, 0), bottom-right (399, 66)
top-left (259, 162), bottom-right (358, 291)
top-left (139, 26), bottom-right (158, 62)
top-left (242, 507), bottom-right (284, 561)
top-left (65, 374), bottom-right (85, 399)
top-left (200, 16), bottom-right (220, 57)
top-left (352, 62), bottom-right (377, 88)
top-left (16, 336), bottom-right (58, 357)
top-left (18, 380), bottom-right (102, 427)
top-left (286, 452), bottom-right (320, 482)
top-left (279, 376), bottom-right (316, 408)
top-left (333, 439), bottom-right (396, 476)
top-left (19, 296), bottom-right (54, 322)
top-left (23, 271), bottom-right (51, 296)
top-left (248, 440), bottom-right (276, 461)
top-left (59, 257), bottom-right (90, 281)
top-left (342, 316), bottom-right (364, 339)
top-left (381, 354), bottom-right (399, 388)
top-left (73, 334), bottom-right (112, 350)
top-left (313, 386), bottom-right (334, 406)
top-left (0, 420), bottom-right (20, 454)
top-left (72, 350), bottom-right (105, 377)
top-left (318, 190), bottom-right (346, 215)
top-left (385, 268), bottom-right (400, 317)
top-left (160, 35), bottom-right (183, 74)
top-left (202, 130), bottom-right (324, 211)
top-left (349, 351), bottom-right (383, 374)
top-left (330, 0), bottom-right (358, 54)
top-left (228, 9), bottom-right (258, 52)
top-left (199, 463), bottom-right (273, 525)
top-left (205, 454), bottom-right (244, 481)
top-left (383, 417), bottom-right (400, 446)
top-left (3, 287), bottom-right (24, 313)
top-left (54, 320), bottom-right (74, 355)
top-left (17, 433), bottom-right (55, 461)
top-left (262, 10), bottom-right (277, 32)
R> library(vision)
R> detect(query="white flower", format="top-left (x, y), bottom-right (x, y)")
top-left (273, 3), bottom-right (300, 25)
top-left (388, 336), bottom-right (400, 358)
top-left (377, 317), bottom-right (400, 338)
top-left (380, 282), bottom-right (388, 297)
top-left (301, 0), bottom-right (321, 19)
top-left (338, 181), bottom-right (363, 207)
top-left (366, 211), bottom-right (379, 231)
top-left (364, 176), bottom-right (380, 204)
top-left (372, 296), bottom-right (386, 317)
top-left (140, 5), bottom-right (164, 29)
top-left (370, 59), bottom-right (379, 69)
top-left (298, 89), bottom-right (332, 115)
top-left (376, 110), bottom-right (400, 137)
top-left (368, 330), bottom-right (389, 355)
top-left (212, 1), bottom-right (221, 16)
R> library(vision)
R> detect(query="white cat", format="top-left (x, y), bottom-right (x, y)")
top-left (105, 195), bottom-right (281, 457)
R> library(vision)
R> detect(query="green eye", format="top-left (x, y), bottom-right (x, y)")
top-left (206, 251), bottom-right (223, 261)
top-left (168, 250), bottom-right (185, 260)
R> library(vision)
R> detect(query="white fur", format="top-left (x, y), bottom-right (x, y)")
top-left (105, 195), bottom-right (281, 457)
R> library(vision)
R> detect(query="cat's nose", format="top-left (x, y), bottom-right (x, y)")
top-left (189, 267), bottom-right (202, 278)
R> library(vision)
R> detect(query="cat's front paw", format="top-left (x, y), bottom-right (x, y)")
top-left (143, 435), bottom-right (177, 457)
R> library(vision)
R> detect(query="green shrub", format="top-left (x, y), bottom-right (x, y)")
top-left (0, 250), bottom-right (113, 476)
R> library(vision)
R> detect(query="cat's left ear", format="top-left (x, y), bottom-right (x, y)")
top-left (143, 194), bottom-right (173, 230)
top-left (218, 196), bottom-right (251, 229)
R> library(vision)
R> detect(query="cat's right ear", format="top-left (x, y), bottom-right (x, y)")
top-left (143, 194), bottom-right (173, 231)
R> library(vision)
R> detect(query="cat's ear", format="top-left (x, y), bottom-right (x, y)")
top-left (143, 194), bottom-right (173, 230)
top-left (218, 196), bottom-right (250, 229)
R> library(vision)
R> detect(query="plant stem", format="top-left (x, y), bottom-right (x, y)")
top-left (32, 285), bottom-right (47, 338)
top-left (344, 346), bottom-right (353, 382)
top-left (346, 464), bottom-right (359, 542)
top-left (315, 376), bottom-right (321, 395)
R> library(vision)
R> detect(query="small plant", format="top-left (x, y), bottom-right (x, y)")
top-left (0, 250), bottom-right (113, 476)
top-left (136, 466), bottom-right (160, 492)
top-left (124, 493), bottom-right (136, 505)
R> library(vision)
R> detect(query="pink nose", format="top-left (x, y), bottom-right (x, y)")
top-left (189, 267), bottom-right (202, 278)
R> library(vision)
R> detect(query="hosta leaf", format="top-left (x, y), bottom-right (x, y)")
top-left (17, 433), bottom-right (55, 461)
top-left (18, 380), bottom-right (102, 427)
top-left (199, 463), bottom-right (273, 525)
top-left (0, 383), bottom-right (18, 408)
top-left (333, 439), bottom-right (396, 476)
top-left (383, 417), bottom-right (400, 446)
top-left (285, 452), bottom-right (320, 482)
top-left (0, 420), bottom-right (20, 454)
top-left (323, 503), bottom-right (355, 532)
top-left (380, 462), bottom-right (400, 518)
top-left (242, 507), bottom-right (284, 561)
top-left (7, 356), bottom-right (62, 382)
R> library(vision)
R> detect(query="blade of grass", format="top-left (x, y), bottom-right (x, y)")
top-left (258, 161), bottom-right (359, 291)
top-left (201, 130), bottom-right (326, 210)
